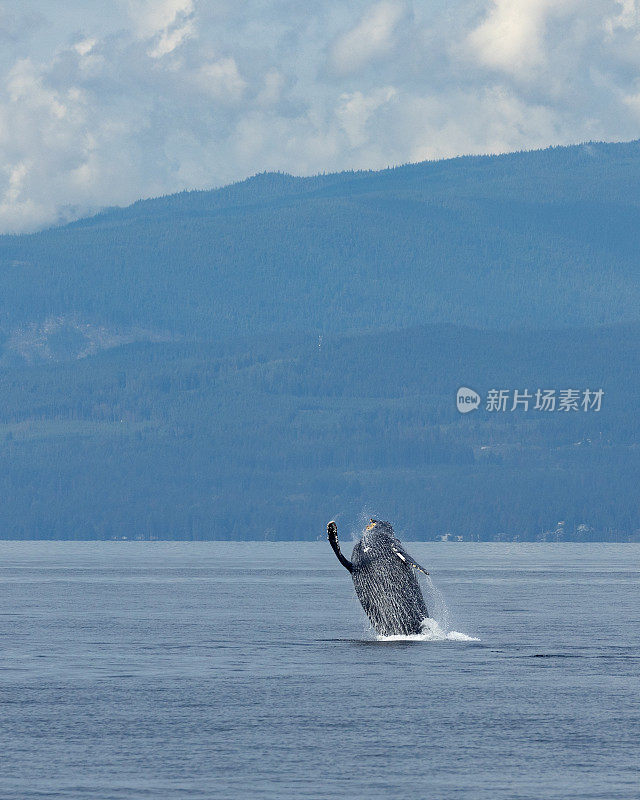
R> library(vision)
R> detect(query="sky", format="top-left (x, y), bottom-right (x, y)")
top-left (0, 0), bottom-right (639, 232)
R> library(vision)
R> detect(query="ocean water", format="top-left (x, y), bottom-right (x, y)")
top-left (0, 541), bottom-right (638, 800)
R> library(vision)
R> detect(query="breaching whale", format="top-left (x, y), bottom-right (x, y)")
top-left (327, 519), bottom-right (430, 636)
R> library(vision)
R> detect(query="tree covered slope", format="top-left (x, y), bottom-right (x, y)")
top-left (1, 141), bottom-right (639, 539)
top-left (0, 324), bottom-right (638, 540)
top-left (1, 140), bottom-right (640, 342)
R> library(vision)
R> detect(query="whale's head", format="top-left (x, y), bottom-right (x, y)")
top-left (364, 518), bottom-right (394, 537)
top-left (355, 518), bottom-right (406, 570)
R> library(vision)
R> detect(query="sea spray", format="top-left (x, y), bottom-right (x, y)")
top-left (423, 573), bottom-right (450, 633)
top-left (376, 573), bottom-right (480, 642)
top-left (377, 618), bottom-right (479, 642)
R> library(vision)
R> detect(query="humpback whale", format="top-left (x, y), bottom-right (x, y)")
top-left (327, 519), bottom-right (430, 636)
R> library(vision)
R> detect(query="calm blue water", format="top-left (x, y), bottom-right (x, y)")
top-left (0, 542), bottom-right (638, 799)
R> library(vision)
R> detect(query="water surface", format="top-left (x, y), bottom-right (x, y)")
top-left (0, 542), bottom-right (638, 799)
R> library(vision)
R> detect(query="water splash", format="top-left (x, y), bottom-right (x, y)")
top-left (377, 618), bottom-right (479, 642)
top-left (350, 508), bottom-right (380, 543)
top-left (423, 574), bottom-right (450, 632)
top-left (376, 574), bottom-right (479, 642)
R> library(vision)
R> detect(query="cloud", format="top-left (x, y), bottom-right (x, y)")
top-left (195, 58), bottom-right (246, 103)
top-left (467, 0), bottom-right (554, 74)
top-left (148, 21), bottom-right (194, 59)
top-left (0, 1), bottom-right (639, 232)
top-left (74, 38), bottom-right (97, 57)
top-left (337, 87), bottom-right (397, 147)
top-left (126, 0), bottom-right (194, 39)
top-left (605, 0), bottom-right (640, 32)
top-left (331, 1), bottom-right (410, 75)
top-left (125, 0), bottom-right (195, 58)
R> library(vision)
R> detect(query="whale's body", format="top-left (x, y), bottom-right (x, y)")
top-left (328, 519), bottom-right (429, 636)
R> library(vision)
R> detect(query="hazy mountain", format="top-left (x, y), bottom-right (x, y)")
top-left (1, 141), bottom-right (639, 540)
top-left (1, 139), bottom-right (640, 351)
top-left (0, 323), bottom-right (637, 541)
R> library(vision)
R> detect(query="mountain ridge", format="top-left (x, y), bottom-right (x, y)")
top-left (1, 142), bottom-right (638, 539)
top-left (1, 138), bottom-right (640, 339)
top-left (14, 137), bottom-right (640, 235)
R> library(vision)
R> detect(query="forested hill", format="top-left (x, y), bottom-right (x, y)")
top-left (2, 141), bottom-right (640, 540)
top-left (0, 323), bottom-right (638, 541)
top-left (2, 139), bottom-right (640, 345)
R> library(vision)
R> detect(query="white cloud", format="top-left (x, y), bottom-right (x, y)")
top-left (195, 58), bottom-right (246, 102)
top-left (467, 0), bottom-right (556, 75)
top-left (0, 1), bottom-right (638, 232)
top-left (605, 0), bottom-right (639, 32)
top-left (337, 87), bottom-right (397, 147)
top-left (6, 58), bottom-right (66, 118)
top-left (148, 19), bottom-right (194, 58)
top-left (331, 1), bottom-right (409, 75)
top-left (405, 88), bottom-right (564, 162)
top-left (74, 38), bottom-right (96, 57)
top-left (126, 0), bottom-right (194, 39)
top-left (5, 160), bottom-right (28, 202)
top-left (125, 0), bottom-right (195, 58)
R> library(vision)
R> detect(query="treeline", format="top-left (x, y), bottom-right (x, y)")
top-left (1, 141), bottom-right (640, 340)
top-left (1, 140), bottom-right (640, 539)
top-left (0, 324), bottom-right (638, 541)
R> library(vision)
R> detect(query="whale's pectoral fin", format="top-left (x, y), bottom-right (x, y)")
top-left (411, 561), bottom-right (430, 577)
top-left (327, 520), bottom-right (353, 573)
top-left (392, 545), bottom-right (429, 576)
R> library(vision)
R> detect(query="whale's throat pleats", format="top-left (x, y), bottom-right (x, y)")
top-left (350, 531), bottom-right (429, 636)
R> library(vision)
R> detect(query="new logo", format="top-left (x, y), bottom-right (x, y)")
top-left (456, 387), bottom-right (481, 413)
